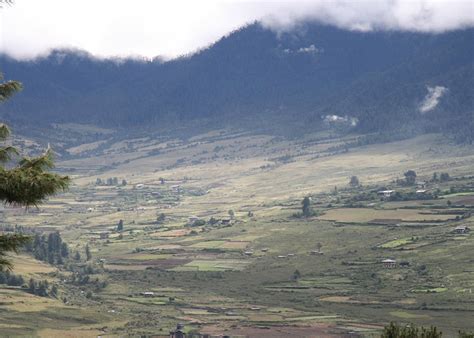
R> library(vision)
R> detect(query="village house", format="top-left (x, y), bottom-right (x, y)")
top-left (416, 181), bottom-right (427, 188)
top-left (140, 291), bottom-right (154, 297)
top-left (377, 190), bottom-right (395, 198)
top-left (454, 225), bottom-right (470, 234)
top-left (220, 218), bottom-right (233, 225)
top-left (100, 232), bottom-right (109, 240)
top-left (382, 259), bottom-right (397, 268)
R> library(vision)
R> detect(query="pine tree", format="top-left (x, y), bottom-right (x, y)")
top-left (85, 244), bottom-right (92, 261)
top-left (302, 197), bottom-right (312, 217)
top-left (51, 284), bottom-right (58, 298)
top-left (60, 242), bottom-right (69, 258)
top-left (0, 73), bottom-right (70, 270)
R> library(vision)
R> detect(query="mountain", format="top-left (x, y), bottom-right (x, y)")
top-left (0, 22), bottom-right (473, 142)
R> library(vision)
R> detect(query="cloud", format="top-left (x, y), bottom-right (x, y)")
top-left (323, 115), bottom-right (358, 126)
top-left (419, 85), bottom-right (448, 113)
top-left (0, 0), bottom-right (473, 60)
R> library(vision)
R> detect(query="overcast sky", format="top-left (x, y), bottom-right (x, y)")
top-left (0, 0), bottom-right (473, 60)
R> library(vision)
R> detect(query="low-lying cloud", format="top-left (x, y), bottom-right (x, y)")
top-left (323, 115), bottom-right (359, 127)
top-left (0, 0), bottom-right (473, 60)
top-left (419, 85), bottom-right (448, 113)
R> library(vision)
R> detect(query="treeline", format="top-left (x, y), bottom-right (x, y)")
top-left (96, 177), bottom-right (127, 186)
top-left (382, 322), bottom-right (473, 338)
top-left (0, 270), bottom-right (58, 298)
top-left (24, 232), bottom-right (70, 265)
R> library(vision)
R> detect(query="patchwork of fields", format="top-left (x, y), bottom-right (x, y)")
top-left (1, 129), bottom-right (474, 336)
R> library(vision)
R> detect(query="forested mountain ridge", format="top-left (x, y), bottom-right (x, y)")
top-left (0, 22), bottom-right (472, 142)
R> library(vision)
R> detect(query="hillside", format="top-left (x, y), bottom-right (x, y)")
top-left (0, 22), bottom-right (472, 142)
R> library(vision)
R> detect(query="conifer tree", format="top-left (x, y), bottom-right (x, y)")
top-left (85, 244), bottom-right (92, 261)
top-left (0, 73), bottom-right (70, 270)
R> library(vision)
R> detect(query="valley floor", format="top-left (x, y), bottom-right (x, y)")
top-left (1, 130), bottom-right (474, 337)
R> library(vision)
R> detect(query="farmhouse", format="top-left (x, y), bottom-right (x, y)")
top-left (416, 181), bottom-right (427, 188)
top-left (140, 291), bottom-right (155, 297)
top-left (135, 183), bottom-right (145, 189)
top-left (454, 225), bottom-right (470, 234)
top-left (377, 190), bottom-right (395, 198)
top-left (382, 259), bottom-right (397, 268)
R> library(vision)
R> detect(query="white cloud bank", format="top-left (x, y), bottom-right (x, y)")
top-left (0, 0), bottom-right (473, 60)
top-left (419, 85), bottom-right (448, 113)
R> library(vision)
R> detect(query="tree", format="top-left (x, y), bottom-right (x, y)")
top-left (302, 197), bottom-right (312, 217)
top-left (117, 219), bottom-right (124, 231)
top-left (316, 242), bottom-right (322, 253)
top-left (28, 278), bottom-right (36, 294)
top-left (85, 244), bottom-right (92, 261)
top-left (381, 322), bottom-right (442, 338)
top-left (440, 172), bottom-right (450, 182)
top-left (404, 170), bottom-right (417, 185)
top-left (61, 242), bottom-right (69, 258)
top-left (156, 213), bottom-right (165, 224)
top-left (74, 251), bottom-right (81, 261)
top-left (292, 269), bottom-right (301, 281)
top-left (0, 74), bottom-right (70, 270)
top-left (349, 176), bottom-right (360, 187)
top-left (0, 81), bottom-right (69, 270)
top-left (228, 209), bottom-right (235, 220)
top-left (51, 284), bottom-right (58, 297)
top-left (121, 179), bottom-right (127, 186)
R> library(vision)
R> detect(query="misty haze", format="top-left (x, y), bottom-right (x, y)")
top-left (0, 1), bottom-right (473, 337)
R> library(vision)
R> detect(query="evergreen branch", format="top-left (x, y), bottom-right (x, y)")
top-left (0, 146), bottom-right (19, 162)
top-left (0, 167), bottom-right (70, 206)
top-left (0, 234), bottom-right (31, 271)
top-left (0, 124), bottom-right (11, 140)
top-left (19, 148), bottom-right (56, 171)
top-left (0, 80), bottom-right (22, 102)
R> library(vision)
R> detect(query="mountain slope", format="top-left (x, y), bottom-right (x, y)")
top-left (0, 23), bottom-right (472, 140)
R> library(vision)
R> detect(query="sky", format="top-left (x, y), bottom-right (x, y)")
top-left (0, 0), bottom-right (473, 60)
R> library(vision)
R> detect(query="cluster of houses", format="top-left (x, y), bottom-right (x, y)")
top-left (188, 216), bottom-right (234, 227)
top-left (377, 181), bottom-right (429, 199)
top-left (381, 259), bottom-right (410, 269)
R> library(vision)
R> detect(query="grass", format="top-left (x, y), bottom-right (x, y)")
top-left (379, 238), bottom-right (414, 248)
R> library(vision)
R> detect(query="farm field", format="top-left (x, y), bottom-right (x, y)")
top-left (1, 128), bottom-right (474, 337)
